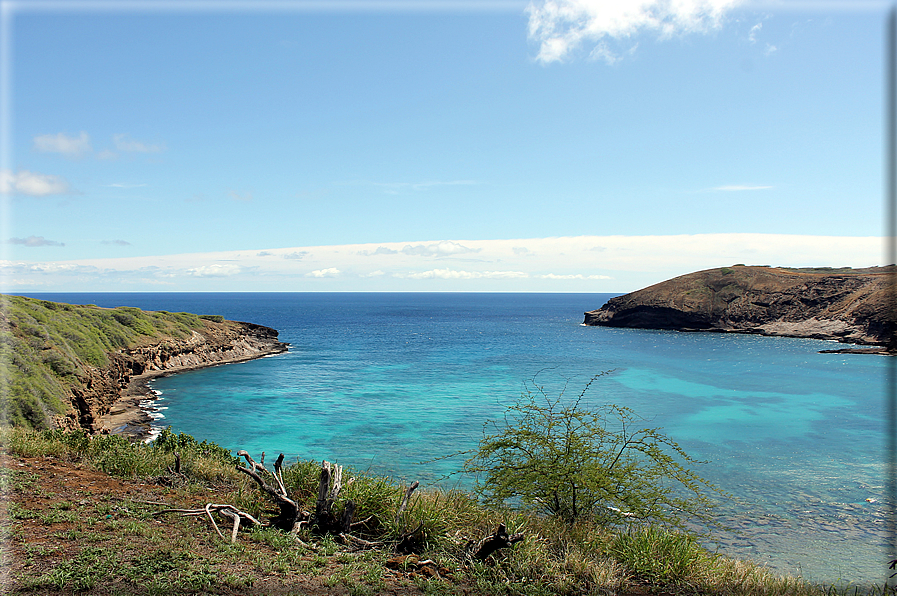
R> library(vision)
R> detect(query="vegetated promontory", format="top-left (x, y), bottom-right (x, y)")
top-left (0, 295), bottom-right (288, 434)
top-left (584, 265), bottom-right (895, 352)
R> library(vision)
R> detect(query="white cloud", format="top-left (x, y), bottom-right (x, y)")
top-left (8, 236), bottom-right (65, 247)
top-left (186, 264), bottom-right (241, 277)
top-left (33, 132), bottom-right (92, 158)
top-left (4, 234), bottom-right (883, 292)
top-left (229, 190), bottom-right (253, 202)
top-left (113, 134), bottom-right (165, 153)
top-left (101, 239), bottom-right (131, 246)
top-left (359, 246), bottom-right (400, 256)
top-left (283, 251), bottom-right (309, 260)
top-left (306, 268), bottom-right (341, 278)
top-left (748, 22), bottom-right (761, 43)
top-left (0, 169), bottom-right (74, 196)
top-left (527, 0), bottom-right (744, 64)
top-left (401, 241), bottom-right (480, 257)
top-left (396, 269), bottom-right (529, 280)
top-left (539, 273), bottom-right (612, 280)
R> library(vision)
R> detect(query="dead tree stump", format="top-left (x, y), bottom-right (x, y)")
top-left (236, 450), bottom-right (304, 531)
top-left (313, 460), bottom-right (355, 534)
top-left (472, 524), bottom-right (525, 560)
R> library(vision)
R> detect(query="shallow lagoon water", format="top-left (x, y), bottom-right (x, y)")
top-left (26, 292), bottom-right (889, 585)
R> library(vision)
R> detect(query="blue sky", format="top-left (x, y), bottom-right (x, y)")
top-left (0, 0), bottom-right (889, 292)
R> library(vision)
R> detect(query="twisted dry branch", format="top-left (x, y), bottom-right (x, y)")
top-left (153, 503), bottom-right (262, 543)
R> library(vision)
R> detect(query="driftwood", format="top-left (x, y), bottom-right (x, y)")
top-left (471, 524), bottom-right (525, 560)
top-left (312, 460), bottom-right (356, 534)
top-left (159, 450), bottom-right (442, 556)
top-left (153, 503), bottom-right (261, 543)
top-left (236, 450), bottom-right (306, 532)
top-left (392, 480), bottom-right (423, 554)
top-left (395, 481), bottom-right (419, 525)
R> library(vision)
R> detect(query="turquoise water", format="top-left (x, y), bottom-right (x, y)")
top-left (25, 292), bottom-right (890, 584)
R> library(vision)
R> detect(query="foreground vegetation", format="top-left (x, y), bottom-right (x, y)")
top-left (0, 426), bottom-right (880, 595)
top-left (0, 294), bottom-right (224, 429)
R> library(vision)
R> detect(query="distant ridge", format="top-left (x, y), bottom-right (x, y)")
top-left (584, 265), bottom-right (894, 351)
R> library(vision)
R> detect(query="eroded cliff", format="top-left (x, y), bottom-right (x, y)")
top-left (72, 321), bottom-right (288, 432)
top-left (584, 265), bottom-right (894, 349)
top-left (0, 295), bottom-right (288, 432)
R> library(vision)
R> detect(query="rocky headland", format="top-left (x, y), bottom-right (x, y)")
top-left (584, 265), bottom-right (895, 353)
top-left (94, 320), bottom-right (289, 438)
top-left (0, 295), bottom-right (289, 437)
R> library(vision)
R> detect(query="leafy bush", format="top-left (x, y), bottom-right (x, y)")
top-left (153, 426), bottom-right (238, 465)
top-left (464, 372), bottom-right (722, 530)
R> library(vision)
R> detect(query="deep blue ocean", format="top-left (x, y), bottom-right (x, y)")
top-left (23, 292), bottom-right (889, 584)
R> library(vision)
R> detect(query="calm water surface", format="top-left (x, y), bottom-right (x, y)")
top-left (24, 292), bottom-right (889, 585)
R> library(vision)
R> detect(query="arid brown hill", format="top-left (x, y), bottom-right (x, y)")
top-left (584, 265), bottom-right (895, 348)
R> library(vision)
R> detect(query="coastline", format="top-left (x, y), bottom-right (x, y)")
top-left (96, 347), bottom-right (287, 441)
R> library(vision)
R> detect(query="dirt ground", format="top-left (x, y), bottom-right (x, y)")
top-left (0, 452), bottom-right (677, 596)
top-left (0, 452), bottom-right (457, 595)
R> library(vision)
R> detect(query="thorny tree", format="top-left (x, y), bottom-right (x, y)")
top-left (464, 371), bottom-right (724, 531)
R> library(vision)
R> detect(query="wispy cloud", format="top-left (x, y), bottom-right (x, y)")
top-left (748, 22), bottom-right (762, 43)
top-left (345, 180), bottom-right (480, 194)
top-left (401, 241), bottom-right (480, 257)
top-left (527, 0), bottom-right (744, 64)
top-left (113, 134), bottom-right (165, 153)
top-left (395, 268), bottom-right (528, 280)
top-left (2, 234), bottom-right (883, 292)
top-left (538, 273), bottom-right (611, 280)
top-left (359, 246), bottom-right (400, 256)
top-left (306, 268), bottom-right (341, 278)
top-left (102, 239), bottom-right (132, 246)
top-left (229, 191), bottom-right (253, 202)
top-left (33, 132), bottom-right (92, 158)
top-left (8, 236), bottom-right (65, 247)
top-left (0, 170), bottom-right (74, 196)
top-left (186, 264), bottom-right (241, 277)
top-left (712, 184), bottom-right (773, 191)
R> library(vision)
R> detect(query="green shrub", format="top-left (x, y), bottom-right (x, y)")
top-left (464, 373), bottom-right (723, 530)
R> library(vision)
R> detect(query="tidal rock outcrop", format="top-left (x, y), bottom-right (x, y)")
top-left (68, 321), bottom-right (288, 432)
top-left (584, 265), bottom-right (894, 349)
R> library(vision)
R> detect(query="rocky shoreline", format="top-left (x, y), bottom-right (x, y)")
top-left (85, 321), bottom-right (289, 439)
top-left (584, 265), bottom-right (895, 352)
top-left (97, 349), bottom-right (287, 440)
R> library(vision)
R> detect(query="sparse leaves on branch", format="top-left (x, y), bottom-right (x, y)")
top-left (464, 371), bottom-right (723, 531)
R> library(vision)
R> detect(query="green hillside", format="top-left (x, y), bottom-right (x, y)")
top-left (0, 295), bottom-right (222, 429)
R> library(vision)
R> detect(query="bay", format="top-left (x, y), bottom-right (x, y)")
top-left (21, 292), bottom-right (889, 585)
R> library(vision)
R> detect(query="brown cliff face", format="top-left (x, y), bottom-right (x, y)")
top-left (63, 320), bottom-right (288, 432)
top-left (584, 266), bottom-right (895, 348)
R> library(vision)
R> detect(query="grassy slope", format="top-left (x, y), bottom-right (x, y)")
top-left (0, 295), bottom-right (224, 429)
top-left (0, 427), bottom-right (849, 596)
